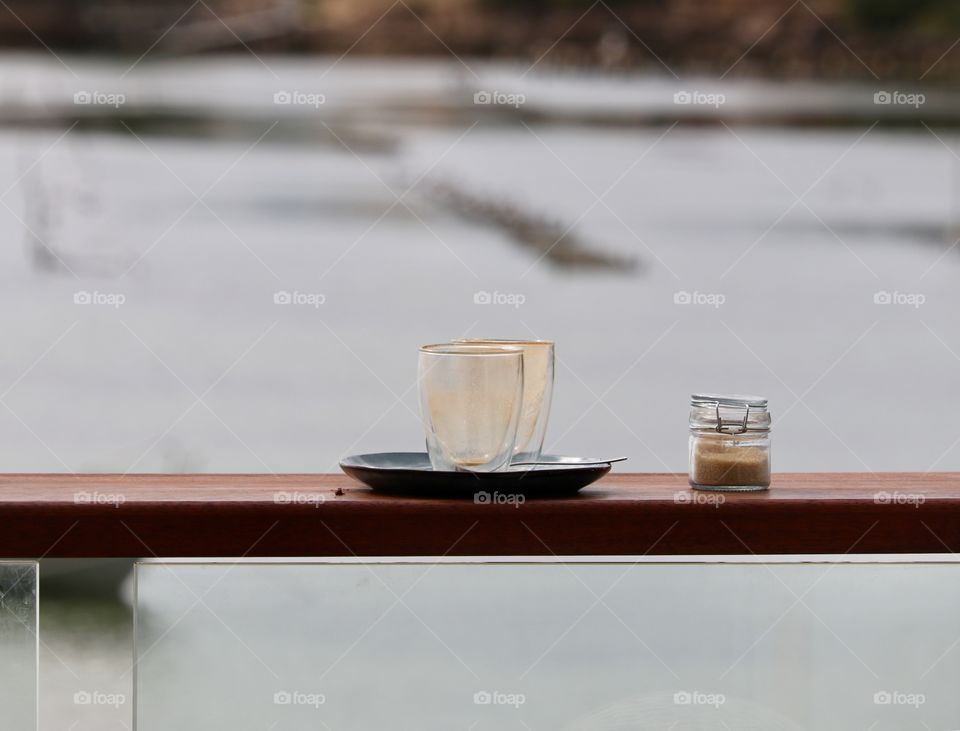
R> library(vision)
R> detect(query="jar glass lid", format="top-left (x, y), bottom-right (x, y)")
top-left (690, 393), bottom-right (771, 433)
top-left (691, 393), bottom-right (768, 409)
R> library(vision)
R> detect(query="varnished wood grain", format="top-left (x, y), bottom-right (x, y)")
top-left (1, 472), bottom-right (958, 557)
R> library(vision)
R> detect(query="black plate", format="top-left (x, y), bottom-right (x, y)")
top-left (339, 452), bottom-right (611, 497)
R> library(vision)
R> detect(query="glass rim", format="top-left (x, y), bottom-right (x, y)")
top-left (452, 338), bottom-right (554, 347)
top-left (419, 343), bottom-right (524, 356)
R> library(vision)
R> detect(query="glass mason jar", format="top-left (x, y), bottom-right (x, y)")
top-left (688, 394), bottom-right (771, 491)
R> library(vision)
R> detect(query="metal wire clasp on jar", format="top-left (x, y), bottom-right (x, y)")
top-left (688, 394), bottom-right (771, 492)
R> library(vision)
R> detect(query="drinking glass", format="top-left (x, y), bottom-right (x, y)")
top-left (418, 344), bottom-right (524, 472)
top-left (454, 339), bottom-right (554, 463)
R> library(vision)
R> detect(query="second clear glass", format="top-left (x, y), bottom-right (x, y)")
top-left (453, 339), bottom-right (554, 463)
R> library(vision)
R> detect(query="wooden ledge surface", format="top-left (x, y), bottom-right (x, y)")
top-left (1, 472), bottom-right (958, 558)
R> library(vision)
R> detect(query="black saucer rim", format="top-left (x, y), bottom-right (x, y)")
top-left (339, 451), bottom-right (614, 474)
top-left (339, 452), bottom-right (611, 496)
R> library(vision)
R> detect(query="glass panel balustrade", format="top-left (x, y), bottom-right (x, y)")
top-left (134, 559), bottom-right (960, 730)
top-left (0, 562), bottom-right (37, 731)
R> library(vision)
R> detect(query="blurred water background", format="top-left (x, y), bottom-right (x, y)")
top-left (3, 56), bottom-right (960, 477)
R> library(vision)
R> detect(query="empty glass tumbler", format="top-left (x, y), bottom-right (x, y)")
top-left (418, 344), bottom-right (525, 472)
top-left (453, 339), bottom-right (554, 463)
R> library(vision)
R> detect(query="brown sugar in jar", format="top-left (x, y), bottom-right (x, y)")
top-left (689, 394), bottom-right (771, 492)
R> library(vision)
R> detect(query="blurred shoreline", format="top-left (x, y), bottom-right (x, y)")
top-left (1, 54), bottom-right (956, 133)
top-left (2, 0), bottom-right (960, 81)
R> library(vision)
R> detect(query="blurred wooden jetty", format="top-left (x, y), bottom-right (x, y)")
top-left (425, 179), bottom-right (637, 271)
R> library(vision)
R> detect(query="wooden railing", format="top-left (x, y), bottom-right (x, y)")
top-left (2, 473), bottom-right (958, 557)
